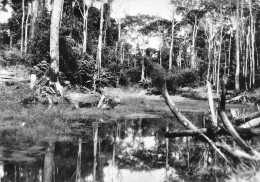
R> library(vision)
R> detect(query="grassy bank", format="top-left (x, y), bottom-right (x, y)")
top-left (0, 76), bottom-right (211, 147)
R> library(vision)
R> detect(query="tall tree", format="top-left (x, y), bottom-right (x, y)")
top-left (82, 0), bottom-right (93, 53)
top-left (249, 0), bottom-right (255, 88)
top-left (169, 18), bottom-right (175, 70)
top-left (235, 0), bottom-right (240, 92)
top-left (24, 2), bottom-right (31, 53)
top-left (96, 0), bottom-right (104, 79)
top-left (20, 0), bottom-right (25, 52)
top-left (49, 0), bottom-right (64, 93)
top-left (103, 0), bottom-right (113, 44)
top-left (30, 0), bottom-right (39, 45)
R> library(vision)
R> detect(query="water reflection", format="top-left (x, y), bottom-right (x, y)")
top-left (43, 142), bottom-right (55, 182)
top-left (0, 117), bottom-right (228, 182)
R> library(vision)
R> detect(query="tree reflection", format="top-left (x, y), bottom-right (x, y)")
top-left (93, 123), bottom-right (98, 182)
top-left (43, 142), bottom-right (55, 182)
top-left (76, 138), bottom-right (82, 182)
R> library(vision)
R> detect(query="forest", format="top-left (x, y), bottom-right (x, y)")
top-left (1, 0), bottom-right (260, 182)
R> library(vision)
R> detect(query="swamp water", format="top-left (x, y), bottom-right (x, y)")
top-left (0, 115), bottom-right (231, 182)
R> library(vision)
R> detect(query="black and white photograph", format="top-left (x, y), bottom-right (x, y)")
top-left (1, 0), bottom-right (260, 181)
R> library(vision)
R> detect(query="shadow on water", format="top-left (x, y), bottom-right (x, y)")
top-left (0, 116), bottom-right (231, 182)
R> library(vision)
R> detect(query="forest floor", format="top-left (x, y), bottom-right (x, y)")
top-left (0, 65), bottom-right (258, 147)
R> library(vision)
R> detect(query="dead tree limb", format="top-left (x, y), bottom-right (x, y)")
top-left (234, 111), bottom-right (260, 125)
top-left (219, 78), bottom-right (260, 156)
top-left (238, 117), bottom-right (260, 129)
top-left (97, 95), bottom-right (106, 108)
top-left (165, 127), bottom-right (260, 140)
top-left (207, 81), bottom-right (218, 128)
top-left (219, 110), bottom-right (257, 155)
top-left (161, 82), bottom-right (229, 162)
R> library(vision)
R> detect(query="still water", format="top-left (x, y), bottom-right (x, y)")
top-left (0, 116), bottom-right (229, 182)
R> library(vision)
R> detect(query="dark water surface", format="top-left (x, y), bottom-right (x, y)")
top-left (0, 115), bottom-right (231, 182)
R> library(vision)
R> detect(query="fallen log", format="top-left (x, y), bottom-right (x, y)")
top-left (226, 91), bottom-right (252, 104)
top-left (165, 127), bottom-right (260, 140)
top-left (234, 111), bottom-right (260, 125)
top-left (238, 117), bottom-right (260, 129)
top-left (217, 127), bottom-right (260, 140)
top-left (164, 128), bottom-right (208, 137)
top-left (218, 110), bottom-right (256, 155)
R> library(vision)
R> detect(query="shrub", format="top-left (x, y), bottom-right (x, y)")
top-left (167, 67), bottom-right (199, 93)
top-left (1, 49), bottom-right (33, 66)
top-left (76, 53), bottom-right (96, 88)
top-left (126, 67), bottom-right (141, 83)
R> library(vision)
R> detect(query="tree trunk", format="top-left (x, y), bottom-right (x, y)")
top-left (213, 42), bottom-right (217, 86)
top-left (169, 20), bottom-right (175, 70)
top-left (191, 16), bottom-right (198, 69)
top-left (178, 48), bottom-right (182, 68)
top-left (216, 21), bottom-right (223, 95)
top-left (249, 0), bottom-right (255, 88)
top-left (235, 0), bottom-right (240, 93)
top-left (24, 2), bottom-right (31, 54)
top-left (206, 20), bottom-right (213, 81)
top-left (83, 1), bottom-right (91, 53)
top-left (141, 60), bottom-right (145, 81)
top-left (30, 0), bottom-right (39, 52)
top-left (20, 0), bottom-right (25, 52)
top-left (118, 20), bottom-right (121, 41)
top-left (120, 42), bottom-right (124, 64)
top-left (228, 35), bottom-right (231, 77)
top-left (70, 1), bottom-right (75, 38)
top-left (206, 39), bottom-right (212, 81)
top-left (49, 0), bottom-right (64, 95)
top-left (141, 49), bottom-right (145, 81)
top-left (96, 1), bottom-right (104, 79)
top-left (103, 0), bottom-right (112, 45)
top-left (245, 26), bottom-right (250, 90)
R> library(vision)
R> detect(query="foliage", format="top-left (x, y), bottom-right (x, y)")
top-left (1, 0), bottom-right (260, 95)
top-left (75, 53), bottom-right (95, 87)
top-left (30, 8), bottom-right (51, 56)
top-left (148, 62), bottom-right (167, 89)
top-left (0, 48), bottom-right (33, 66)
top-left (167, 67), bottom-right (199, 92)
